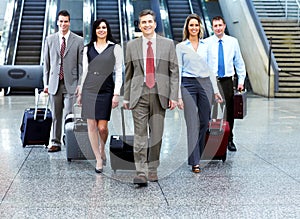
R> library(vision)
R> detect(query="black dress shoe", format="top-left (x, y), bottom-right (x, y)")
top-left (95, 168), bottom-right (103, 173)
top-left (228, 141), bottom-right (237, 151)
top-left (133, 175), bottom-right (148, 187)
top-left (48, 146), bottom-right (61, 153)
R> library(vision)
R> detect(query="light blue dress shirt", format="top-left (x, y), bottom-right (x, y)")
top-left (204, 34), bottom-right (246, 85)
top-left (176, 39), bottom-right (219, 98)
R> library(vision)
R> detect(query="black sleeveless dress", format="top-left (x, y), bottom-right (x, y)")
top-left (81, 44), bottom-right (116, 120)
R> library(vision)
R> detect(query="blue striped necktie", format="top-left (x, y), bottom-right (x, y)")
top-left (218, 39), bottom-right (225, 78)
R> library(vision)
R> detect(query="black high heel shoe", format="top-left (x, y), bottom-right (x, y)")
top-left (95, 168), bottom-right (103, 173)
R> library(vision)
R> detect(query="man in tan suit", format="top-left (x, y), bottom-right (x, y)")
top-left (123, 9), bottom-right (179, 186)
top-left (43, 10), bottom-right (83, 152)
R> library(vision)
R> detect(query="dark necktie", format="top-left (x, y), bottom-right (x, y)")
top-left (146, 41), bottom-right (155, 88)
top-left (59, 36), bottom-right (66, 80)
top-left (218, 39), bottom-right (225, 78)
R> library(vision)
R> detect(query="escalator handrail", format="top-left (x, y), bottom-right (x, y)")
top-left (188, 0), bottom-right (194, 14)
top-left (12, 0), bottom-right (25, 65)
top-left (118, 0), bottom-right (124, 59)
top-left (40, 0), bottom-right (51, 65)
top-left (0, 0), bottom-right (18, 65)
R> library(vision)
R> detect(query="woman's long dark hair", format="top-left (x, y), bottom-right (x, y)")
top-left (87, 18), bottom-right (117, 47)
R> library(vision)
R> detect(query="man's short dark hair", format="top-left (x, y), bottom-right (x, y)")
top-left (57, 10), bottom-right (70, 21)
top-left (139, 9), bottom-right (156, 23)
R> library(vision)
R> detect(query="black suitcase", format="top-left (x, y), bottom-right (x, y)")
top-left (109, 107), bottom-right (135, 172)
top-left (20, 89), bottom-right (52, 147)
top-left (64, 107), bottom-right (95, 162)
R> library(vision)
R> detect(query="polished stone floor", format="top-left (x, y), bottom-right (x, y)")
top-left (0, 91), bottom-right (299, 218)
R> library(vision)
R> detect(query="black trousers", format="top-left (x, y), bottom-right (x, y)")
top-left (216, 77), bottom-right (234, 142)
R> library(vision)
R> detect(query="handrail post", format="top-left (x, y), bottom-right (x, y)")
top-left (268, 37), bottom-right (272, 99)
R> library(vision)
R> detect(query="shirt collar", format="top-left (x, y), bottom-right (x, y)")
top-left (142, 33), bottom-right (156, 43)
top-left (60, 30), bottom-right (70, 40)
top-left (213, 34), bottom-right (226, 42)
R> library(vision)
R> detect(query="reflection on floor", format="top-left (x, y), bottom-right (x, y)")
top-left (0, 92), bottom-right (300, 218)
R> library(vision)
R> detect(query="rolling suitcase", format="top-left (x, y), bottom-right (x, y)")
top-left (234, 90), bottom-right (247, 119)
top-left (109, 107), bottom-right (135, 172)
top-left (202, 104), bottom-right (229, 162)
top-left (20, 88), bottom-right (52, 147)
top-left (64, 106), bottom-right (95, 162)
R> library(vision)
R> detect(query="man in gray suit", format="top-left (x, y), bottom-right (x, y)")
top-left (43, 10), bottom-right (83, 152)
top-left (123, 9), bottom-right (179, 186)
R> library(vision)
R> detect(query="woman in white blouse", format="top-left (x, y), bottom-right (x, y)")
top-left (78, 18), bottom-right (123, 173)
top-left (176, 14), bottom-right (222, 173)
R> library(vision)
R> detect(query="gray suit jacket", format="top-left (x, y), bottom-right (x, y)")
top-left (124, 35), bottom-right (179, 109)
top-left (43, 32), bottom-right (84, 95)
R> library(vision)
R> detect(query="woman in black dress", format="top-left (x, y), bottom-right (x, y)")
top-left (78, 18), bottom-right (123, 173)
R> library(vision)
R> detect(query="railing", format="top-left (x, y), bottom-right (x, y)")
top-left (40, 0), bottom-right (51, 65)
top-left (284, 0), bottom-right (300, 23)
top-left (0, 0), bottom-right (17, 65)
top-left (159, 0), bottom-right (172, 39)
top-left (188, 0), bottom-right (194, 14)
top-left (246, 0), bottom-right (279, 92)
top-left (296, 0), bottom-right (300, 24)
top-left (11, 0), bottom-right (25, 65)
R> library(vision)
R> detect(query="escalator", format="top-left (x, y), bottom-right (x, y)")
top-left (95, 0), bottom-right (124, 44)
top-left (165, 0), bottom-right (191, 43)
top-left (8, 0), bottom-right (47, 65)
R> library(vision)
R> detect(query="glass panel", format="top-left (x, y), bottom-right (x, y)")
top-left (0, 0), bottom-right (17, 65)
top-left (159, 0), bottom-right (172, 39)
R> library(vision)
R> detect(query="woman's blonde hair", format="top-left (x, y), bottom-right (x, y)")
top-left (182, 14), bottom-right (204, 41)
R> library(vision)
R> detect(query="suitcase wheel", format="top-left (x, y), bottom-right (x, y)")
top-left (222, 154), bottom-right (227, 162)
top-left (67, 158), bottom-right (72, 162)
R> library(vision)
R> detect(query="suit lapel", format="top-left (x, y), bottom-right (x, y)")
top-left (136, 38), bottom-right (144, 72)
top-left (155, 35), bottom-right (162, 67)
top-left (55, 33), bottom-right (61, 55)
top-left (64, 32), bottom-right (74, 56)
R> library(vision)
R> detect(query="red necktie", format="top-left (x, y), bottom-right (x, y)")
top-left (146, 41), bottom-right (155, 88)
top-left (59, 36), bottom-right (66, 80)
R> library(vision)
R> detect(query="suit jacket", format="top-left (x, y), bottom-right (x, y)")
top-left (43, 31), bottom-right (84, 95)
top-left (124, 35), bottom-right (179, 109)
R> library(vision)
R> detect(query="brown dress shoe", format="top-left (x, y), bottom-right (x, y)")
top-left (48, 146), bottom-right (61, 153)
top-left (148, 172), bottom-right (158, 182)
top-left (133, 175), bottom-right (148, 187)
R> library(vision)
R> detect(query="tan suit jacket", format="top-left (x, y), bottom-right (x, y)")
top-left (124, 35), bottom-right (179, 109)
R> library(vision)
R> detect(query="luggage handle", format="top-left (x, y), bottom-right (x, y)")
top-left (120, 106), bottom-right (126, 138)
top-left (34, 88), bottom-right (50, 121)
top-left (209, 103), bottom-right (226, 132)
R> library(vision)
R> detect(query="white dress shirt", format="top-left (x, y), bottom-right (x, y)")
top-left (204, 34), bottom-right (246, 85)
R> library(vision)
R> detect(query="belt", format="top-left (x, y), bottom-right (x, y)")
top-left (216, 76), bottom-right (232, 82)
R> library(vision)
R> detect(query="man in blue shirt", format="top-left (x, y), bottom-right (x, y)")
top-left (205, 16), bottom-right (246, 151)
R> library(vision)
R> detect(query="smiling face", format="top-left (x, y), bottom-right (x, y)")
top-left (188, 18), bottom-right (200, 39)
top-left (139, 14), bottom-right (157, 39)
top-left (96, 22), bottom-right (108, 40)
top-left (57, 15), bottom-right (70, 35)
top-left (212, 19), bottom-right (226, 39)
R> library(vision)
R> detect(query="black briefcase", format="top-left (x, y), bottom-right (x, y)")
top-left (234, 90), bottom-right (247, 119)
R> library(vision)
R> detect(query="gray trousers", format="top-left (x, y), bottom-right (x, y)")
top-left (49, 81), bottom-right (75, 146)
